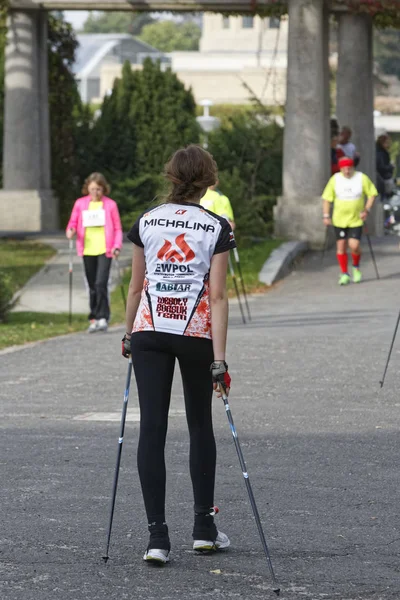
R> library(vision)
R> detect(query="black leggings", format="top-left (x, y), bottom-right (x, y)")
top-left (82, 254), bottom-right (112, 321)
top-left (131, 331), bottom-right (216, 524)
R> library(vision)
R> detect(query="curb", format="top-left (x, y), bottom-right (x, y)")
top-left (259, 241), bottom-right (309, 286)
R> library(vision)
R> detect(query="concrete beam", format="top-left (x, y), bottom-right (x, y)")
top-left (11, 0), bottom-right (290, 11)
top-left (9, 0), bottom-right (353, 11)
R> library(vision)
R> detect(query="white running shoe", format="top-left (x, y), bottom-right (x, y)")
top-left (143, 548), bottom-right (170, 564)
top-left (193, 531), bottom-right (230, 552)
top-left (87, 320), bottom-right (98, 333)
top-left (97, 318), bottom-right (108, 332)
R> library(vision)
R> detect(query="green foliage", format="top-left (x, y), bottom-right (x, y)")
top-left (92, 59), bottom-right (200, 224)
top-left (374, 28), bottom-right (400, 76)
top-left (129, 59), bottom-right (200, 173)
top-left (139, 20), bottom-right (201, 52)
top-left (91, 61), bottom-right (137, 182)
top-left (335, 0), bottom-right (400, 27)
top-left (0, 269), bottom-right (13, 322)
top-left (208, 111), bottom-right (283, 240)
top-left (82, 11), bottom-right (154, 35)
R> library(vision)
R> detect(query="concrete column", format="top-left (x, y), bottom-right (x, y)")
top-left (274, 0), bottom-right (330, 248)
top-left (3, 11), bottom-right (41, 190)
top-left (336, 12), bottom-right (382, 235)
top-left (0, 10), bottom-right (56, 232)
top-left (38, 11), bottom-right (51, 190)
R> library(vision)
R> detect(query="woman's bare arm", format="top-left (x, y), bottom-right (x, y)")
top-left (209, 250), bottom-right (229, 361)
top-left (125, 245), bottom-right (146, 334)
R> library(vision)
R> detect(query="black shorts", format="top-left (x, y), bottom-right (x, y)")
top-left (334, 226), bottom-right (363, 241)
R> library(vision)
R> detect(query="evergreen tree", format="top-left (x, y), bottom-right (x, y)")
top-left (92, 61), bottom-right (137, 180)
top-left (130, 58), bottom-right (199, 173)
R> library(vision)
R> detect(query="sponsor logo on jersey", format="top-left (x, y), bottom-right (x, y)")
top-left (156, 296), bottom-right (188, 320)
top-left (175, 209), bottom-right (187, 215)
top-left (155, 263), bottom-right (194, 275)
top-left (157, 234), bottom-right (195, 264)
top-left (229, 231), bottom-right (235, 242)
top-left (144, 218), bottom-right (215, 232)
top-left (156, 282), bottom-right (191, 292)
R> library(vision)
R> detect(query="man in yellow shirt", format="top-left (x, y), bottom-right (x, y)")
top-left (201, 182), bottom-right (236, 231)
top-left (322, 157), bottom-right (378, 285)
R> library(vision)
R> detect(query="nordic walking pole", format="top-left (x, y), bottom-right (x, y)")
top-left (379, 309), bottom-right (400, 388)
top-left (232, 247), bottom-right (251, 321)
top-left (103, 358), bottom-right (133, 562)
top-left (219, 383), bottom-right (280, 596)
top-left (365, 231), bottom-right (380, 280)
top-left (115, 255), bottom-right (127, 311)
top-left (228, 254), bottom-right (246, 324)
top-left (68, 239), bottom-right (73, 326)
top-left (321, 226), bottom-right (330, 266)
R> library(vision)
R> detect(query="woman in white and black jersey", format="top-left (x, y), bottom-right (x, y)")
top-left (122, 145), bottom-right (235, 564)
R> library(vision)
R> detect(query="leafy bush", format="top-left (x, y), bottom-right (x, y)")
top-left (0, 270), bottom-right (13, 322)
top-left (208, 111), bottom-right (283, 241)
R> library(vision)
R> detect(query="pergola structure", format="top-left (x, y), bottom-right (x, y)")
top-left (2, 0), bottom-right (398, 243)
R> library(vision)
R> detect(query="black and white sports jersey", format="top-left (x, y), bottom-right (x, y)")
top-left (127, 202), bottom-right (236, 338)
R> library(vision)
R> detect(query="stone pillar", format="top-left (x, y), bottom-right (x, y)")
top-left (0, 10), bottom-right (56, 232)
top-left (336, 12), bottom-right (382, 235)
top-left (274, 0), bottom-right (330, 248)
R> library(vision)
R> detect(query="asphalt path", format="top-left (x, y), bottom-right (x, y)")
top-left (1, 236), bottom-right (400, 600)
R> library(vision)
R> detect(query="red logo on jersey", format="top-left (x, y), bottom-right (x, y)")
top-left (157, 234), bottom-right (195, 263)
top-left (175, 209), bottom-right (187, 215)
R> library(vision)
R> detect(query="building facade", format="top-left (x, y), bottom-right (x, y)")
top-left (96, 14), bottom-right (289, 106)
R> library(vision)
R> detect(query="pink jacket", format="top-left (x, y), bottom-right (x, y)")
top-left (66, 195), bottom-right (123, 258)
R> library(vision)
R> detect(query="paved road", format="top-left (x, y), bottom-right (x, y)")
top-left (11, 235), bottom-right (132, 314)
top-left (1, 236), bottom-right (400, 600)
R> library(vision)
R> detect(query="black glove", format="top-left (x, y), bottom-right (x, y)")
top-left (210, 361), bottom-right (231, 391)
top-left (122, 334), bottom-right (131, 358)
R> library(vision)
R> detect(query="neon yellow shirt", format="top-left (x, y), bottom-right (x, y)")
top-left (200, 189), bottom-right (235, 222)
top-left (83, 201), bottom-right (106, 256)
top-left (322, 172), bottom-right (378, 228)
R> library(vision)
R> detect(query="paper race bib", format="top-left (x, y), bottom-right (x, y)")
top-left (82, 208), bottom-right (105, 228)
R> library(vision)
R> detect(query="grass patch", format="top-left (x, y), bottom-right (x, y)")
top-left (0, 240), bottom-right (56, 295)
top-left (0, 312), bottom-right (88, 350)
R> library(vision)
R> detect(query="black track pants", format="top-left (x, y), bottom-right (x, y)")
top-left (131, 331), bottom-right (216, 524)
top-left (82, 254), bottom-right (112, 321)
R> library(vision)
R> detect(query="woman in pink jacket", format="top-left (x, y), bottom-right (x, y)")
top-left (66, 173), bottom-right (123, 333)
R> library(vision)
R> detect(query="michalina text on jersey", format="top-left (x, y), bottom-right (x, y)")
top-left (127, 202), bottom-right (236, 338)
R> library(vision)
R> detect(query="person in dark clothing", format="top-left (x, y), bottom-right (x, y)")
top-left (331, 134), bottom-right (345, 175)
top-left (376, 134), bottom-right (394, 199)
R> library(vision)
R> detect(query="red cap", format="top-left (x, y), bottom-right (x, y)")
top-left (338, 157), bottom-right (354, 169)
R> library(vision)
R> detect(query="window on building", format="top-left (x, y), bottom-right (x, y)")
top-left (269, 16), bottom-right (281, 29)
top-left (242, 16), bottom-right (254, 29)
top-left (222, 16), bottom-right (230, 29)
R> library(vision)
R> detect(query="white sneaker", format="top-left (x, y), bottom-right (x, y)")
top-left (87, 320), bottom-right (99, 333)
top-left (193, 531), bottom-right (230, 552)
top-left (143, 548), bottom-right (170, 564)
top-left (97, 318), bottom-right (108, 332)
